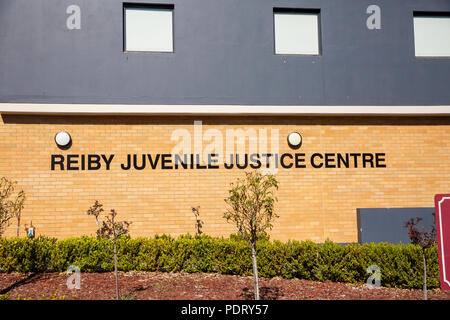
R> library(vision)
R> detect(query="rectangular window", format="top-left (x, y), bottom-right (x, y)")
top-left (124, 3), bottom-right (174, 53)
top-left (413, 12), bottom-right (450, 57)
top-left (273, 8), bottom-right (321, 55)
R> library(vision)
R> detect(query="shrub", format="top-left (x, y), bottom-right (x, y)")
top-left (0, 235), bottom-right (441, 289)
top-left (0, 293), bottom-right (10, 300)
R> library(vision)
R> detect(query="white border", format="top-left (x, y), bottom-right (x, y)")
top-left (1, 103), bottom-right (450, 116)
top-left (438, 197), bottom-right (450, 287)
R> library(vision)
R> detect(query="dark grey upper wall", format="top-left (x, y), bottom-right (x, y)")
top-left (0, 0), bottom-right (449, 106)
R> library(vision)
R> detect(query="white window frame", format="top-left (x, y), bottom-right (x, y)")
top-left (123, 4), bottom-right (175, 53)
top-left (413, 12), bottom-right (450, 58)
top-left (273, 8), bottom-right (322, 56)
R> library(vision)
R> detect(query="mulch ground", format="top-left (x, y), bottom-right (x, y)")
top-left (1, 272), bottom-right (449, 300)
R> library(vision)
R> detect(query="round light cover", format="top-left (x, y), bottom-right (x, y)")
top-left (55, 131), bottom-right (71, 147)
top-left (287, 132), bottom-right (302, 148)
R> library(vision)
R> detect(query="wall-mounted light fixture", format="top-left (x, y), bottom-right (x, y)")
top-left (25, 221), bottom-right (35, 239)
top-left (55, 131), bottom-right (72, 149)
top-left (287, 132), bottom-right (302, 149)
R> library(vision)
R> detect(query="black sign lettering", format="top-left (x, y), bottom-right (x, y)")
top-left (280, 153), bottom-right (293, 169)
top-left (51, 155), bottom-right (65, 170)
top-left (50, 152), bottom-right (387, 171)
top-left (311, 153), bottom-right (323, 168)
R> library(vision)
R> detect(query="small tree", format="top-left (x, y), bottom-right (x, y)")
top-left (405, 216), bottom-right (437, 300)
top-left (87, 201), bottom-right (131, 300)
top-left (0, 177), bottom-right (25, 237)
top-left (191, 206), bottom-right (203, 235)
top-left (223, 171), bottom-right (278, 300)
top-left (87, 200), bottom-right (105, 237)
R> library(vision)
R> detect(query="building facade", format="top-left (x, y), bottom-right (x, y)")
top-left (0, 0), bottom-right (449, 242)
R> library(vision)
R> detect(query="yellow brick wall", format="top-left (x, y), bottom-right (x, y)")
top-left (1, 114), bottom-right (449, 243)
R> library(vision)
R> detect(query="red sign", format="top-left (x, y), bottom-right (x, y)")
top-left (435, 194), bottom-right (450, 291)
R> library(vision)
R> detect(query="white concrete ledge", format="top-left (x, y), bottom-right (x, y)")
top-left (1, 103), bottom-right (450, 116)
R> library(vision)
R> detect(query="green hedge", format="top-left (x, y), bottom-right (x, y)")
top-left (0, 235), bottom-right (439, 289)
